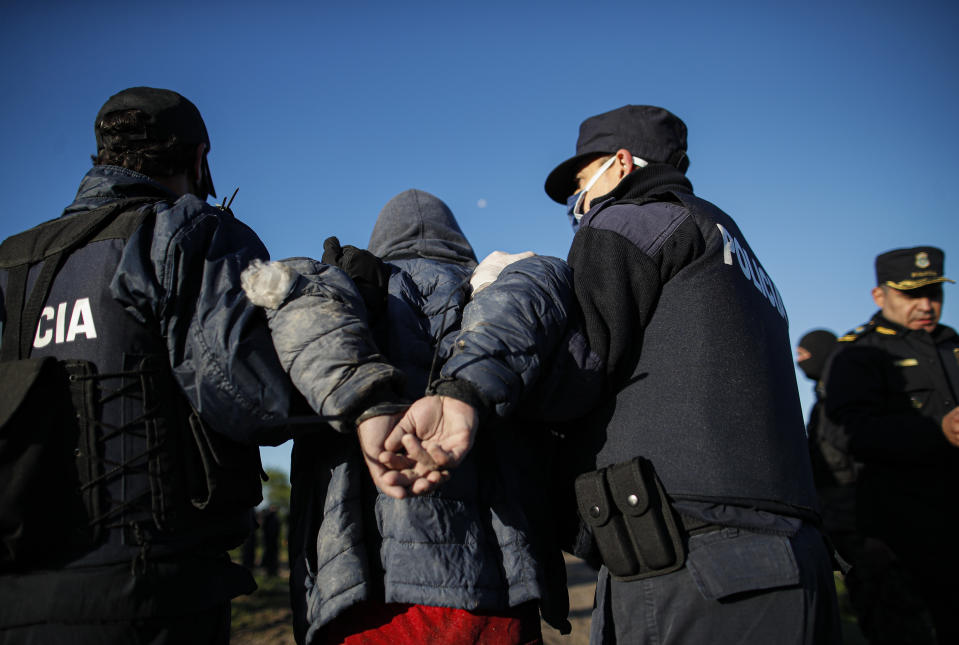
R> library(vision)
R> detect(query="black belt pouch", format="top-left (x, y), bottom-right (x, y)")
top-left (575, 457), bottom-right (686, 580)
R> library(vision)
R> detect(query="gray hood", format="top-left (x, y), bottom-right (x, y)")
top-left (368, 189), bottom-right (477, 267)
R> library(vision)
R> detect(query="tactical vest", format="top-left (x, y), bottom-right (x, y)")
top-left (589, 191), bottom-right (818, 520)
top-left (0, 199), bottom-right (261, 572)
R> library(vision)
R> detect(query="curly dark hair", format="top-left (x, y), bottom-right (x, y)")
top-left (93, 108), bottom-right (197, 178)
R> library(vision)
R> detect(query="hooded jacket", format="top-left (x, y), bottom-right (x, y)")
top-left (275, 190), bottom-right (579, 643)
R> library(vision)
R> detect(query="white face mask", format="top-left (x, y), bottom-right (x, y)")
top-left (571, 155), bottom-right (649, 220)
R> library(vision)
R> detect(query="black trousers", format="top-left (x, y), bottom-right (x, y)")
top-left (591, 524), bottom-right (842, 645)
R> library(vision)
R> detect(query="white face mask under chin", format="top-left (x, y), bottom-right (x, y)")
top-left (572, 155), bottom-right (649, 221)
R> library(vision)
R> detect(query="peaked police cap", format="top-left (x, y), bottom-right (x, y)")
top-left (875, 246), bottom-right (955, 290)
top-left (544, 105), bottom-right (690, 204)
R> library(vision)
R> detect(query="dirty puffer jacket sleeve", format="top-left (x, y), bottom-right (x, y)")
top-left (247, 257), bottom-right (405, 433)
top-left (434, 255), bottom-right (602, 420)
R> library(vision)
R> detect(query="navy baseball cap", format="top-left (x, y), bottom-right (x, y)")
top-left (875, 246), bottom-right (954, 290)
top-left (544, 105), bottom-right (689, 204)
top-left (95, 87), bottom-right (216, 198)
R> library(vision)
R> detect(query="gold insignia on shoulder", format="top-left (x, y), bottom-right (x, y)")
top-left (893, 358), bottom-right (919, 367)
top-left (915, 252), bottom-right (930, 269)
top-left (838, 323), bottom-right (873, 343)
top-left (876, 326), bottom-right (898, 335)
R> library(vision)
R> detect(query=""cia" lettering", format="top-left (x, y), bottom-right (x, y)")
top-left (33, 298), bottom-right (98, 348)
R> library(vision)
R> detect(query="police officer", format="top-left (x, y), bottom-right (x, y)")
top-left (823, 246), bottom-right (959, 645)
top-left (539, 104), bottom-right (842, 645)
top-left (388, 106), bottom-right (842, 644)
top-left (0, 86), bottom-right (294, 644)
top-left (0, 86), bottom-right (415, 645)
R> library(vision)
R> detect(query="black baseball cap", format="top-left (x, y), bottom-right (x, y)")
top-left (544, 105), bottom-right (689, 204)
top-left (95, 87), bottom-right (216, 198)
top-left (875, 246), bottom-right (954, 290)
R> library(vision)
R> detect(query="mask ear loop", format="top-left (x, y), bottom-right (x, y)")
top-left (573, 155), bottom-right (649, 219)
top-left (573, 155), bottom-right (617, 218)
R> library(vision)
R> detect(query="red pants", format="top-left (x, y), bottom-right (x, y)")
top-left (320, 601), bottom-right (543, 645)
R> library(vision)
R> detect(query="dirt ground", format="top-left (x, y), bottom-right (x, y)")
top-left (542, 555), bottom-right (595, 645)
top-left (230, 572), bottom-right (296, 645)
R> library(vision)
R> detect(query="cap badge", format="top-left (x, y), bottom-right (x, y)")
top-left (915, 252), bottom-right (930, 269)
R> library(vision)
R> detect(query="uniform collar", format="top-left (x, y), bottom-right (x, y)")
top-left (870, 311), bottom-right (957, 343)
top-left (577, 163), bottom-right (693, 227)
top-left (62, 165), bottom-right (174, 217)
top-left (611, 163), bottom-right (693, 204)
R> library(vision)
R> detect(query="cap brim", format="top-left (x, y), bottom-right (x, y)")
top-left (544, 151), bottom-right (612, 204)
top-left (201, 155), bottom-right (216, 199)
top-left (885, 277), bottom-right (955, 290)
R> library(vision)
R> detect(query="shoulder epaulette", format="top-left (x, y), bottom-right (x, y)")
top-left (837, 321), bottom-right (876, 343)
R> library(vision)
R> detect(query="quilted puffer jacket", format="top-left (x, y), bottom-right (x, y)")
top-left (279, 190), bottom-right (586, 643)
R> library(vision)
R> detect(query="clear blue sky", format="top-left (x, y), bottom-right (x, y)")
top-left (3, 1), bottom-right (957, 473)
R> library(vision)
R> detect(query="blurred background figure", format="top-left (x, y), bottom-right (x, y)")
top-left (822, 246), bottom-right (958, 644)
top-left (241, 509), bottom-right (258, 571)
top-left (260, 505), bottom-right (281, 577)
top-left (796, 329), bottom-right (860, 561)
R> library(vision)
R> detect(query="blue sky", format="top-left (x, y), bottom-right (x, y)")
top-left (3, 1), bottom-right (957, 472)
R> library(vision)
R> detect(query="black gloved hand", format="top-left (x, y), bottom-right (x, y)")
top-left (322, 236), bottom-right (390, 323)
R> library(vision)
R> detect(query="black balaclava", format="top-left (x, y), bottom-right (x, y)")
top-left (797, 329), bottom-right (837, 381)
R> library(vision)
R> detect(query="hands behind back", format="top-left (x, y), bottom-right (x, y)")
top-left (377, 396), bottom-right (479, 496)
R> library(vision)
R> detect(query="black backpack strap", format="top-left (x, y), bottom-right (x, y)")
top-left (15, 248), bottom-right (66, 360)
top-left (0, 265), bottom-right (27, 362)
top-left (0, 197), bottom-right (154, 362)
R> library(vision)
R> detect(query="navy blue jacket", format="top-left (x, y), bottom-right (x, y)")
top-left (0, 165), bottom-right (293, 628)
top-left (439, 166), bottom-right (818, 534)
top-left (564, 167), bottom-right (817, 524)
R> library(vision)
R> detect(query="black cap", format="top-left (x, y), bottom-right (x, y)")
top-left (544, 105), bottom-right (689, 204)
top-left (875, 246), bottom-right (954, 290)
top-left (95, 87), bottom-right (215, 198)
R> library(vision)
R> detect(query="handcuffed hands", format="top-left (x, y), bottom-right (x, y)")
top-left (357, 396), bottom-right (479, 498)
top-left (357, 412), bottom-right (417, 499)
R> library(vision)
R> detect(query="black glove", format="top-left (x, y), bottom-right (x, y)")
top-left (322, 236), bottom-right (390, 323)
